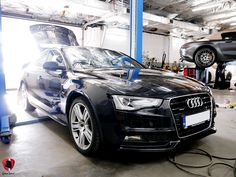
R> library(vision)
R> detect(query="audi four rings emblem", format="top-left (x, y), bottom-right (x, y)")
top-left (187, 97), bottom-right (203, 108)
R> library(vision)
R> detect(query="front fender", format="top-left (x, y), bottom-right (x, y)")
top-left (63, 79), bottom-right (123, 147)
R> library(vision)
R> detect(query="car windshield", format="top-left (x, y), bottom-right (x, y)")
top-left (63, 47), bottom-right (144, 71)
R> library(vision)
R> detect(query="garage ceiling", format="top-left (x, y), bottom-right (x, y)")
top-left (143, 0), bottom-right (236, 38)
top-left (2, 0), bottom-right (236, 39)
top-left (144, 0), bottom-right (236, 29)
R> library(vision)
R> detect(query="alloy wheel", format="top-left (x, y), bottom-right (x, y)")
top-left (195, 48), bottom-right (215, 68)
top-left (70, 103), bottom-right (93, 150)
top-left (199, 50), bottom-right (214, 64)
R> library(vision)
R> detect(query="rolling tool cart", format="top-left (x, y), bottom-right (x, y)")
top-left (183, 67), bottom-right (196, 78)
top-left (0, 115), bottom-right (11, 144)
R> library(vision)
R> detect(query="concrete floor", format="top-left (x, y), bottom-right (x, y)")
top-left (1, 90), bottom-right (236, 177)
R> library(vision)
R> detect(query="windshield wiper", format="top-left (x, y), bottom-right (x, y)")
top-left (72, 69), bottom-right (106, 79)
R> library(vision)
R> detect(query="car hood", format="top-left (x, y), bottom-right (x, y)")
top-left (181, 40), bottom-right (224, 48)
top-left (30, 24), bottom-right (79, 48)
top-left (80, 68), bottom-right (208, 99)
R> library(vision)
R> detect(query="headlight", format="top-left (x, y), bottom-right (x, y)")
top-left (112, 95), bottom-right (163, 111)
top-left (206, 86), bottom-right (212, 95)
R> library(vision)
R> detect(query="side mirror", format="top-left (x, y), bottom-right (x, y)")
top-left (43, 61), bottom-right (66, 71)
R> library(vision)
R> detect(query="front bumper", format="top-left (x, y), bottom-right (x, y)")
top-left (119, 127), bottom-right (216, 152)
top-left (114, 94), bottom-right (216, 152)
top-left (180, 48), bottom-right (194, 62)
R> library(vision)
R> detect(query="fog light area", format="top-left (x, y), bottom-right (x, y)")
top-left (124, 136), bottom-right (142, 142)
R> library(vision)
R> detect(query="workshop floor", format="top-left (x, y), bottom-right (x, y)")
top-left (0, 90), bottom-right (236, 177)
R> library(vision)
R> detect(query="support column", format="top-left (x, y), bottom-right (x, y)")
top-left (130, 0), bottom-right (143, 63)
top-left (0, 3), bottom-right (7, 117)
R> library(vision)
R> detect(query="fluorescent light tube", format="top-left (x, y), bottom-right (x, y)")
top-left (192, 3), bottom-right (220, 11)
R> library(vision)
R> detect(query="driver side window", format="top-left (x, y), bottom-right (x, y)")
top-left (123, 59), bottom-right (135, 68)
top-left (47, 50), bottom-right (66, 68)
top-left (111, 57), bottom-right (136, 68)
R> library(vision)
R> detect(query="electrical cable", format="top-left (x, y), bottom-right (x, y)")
top-left (234, 160), bottom-right (236, 177)
top-left (174, 163), bottom-right (207, 177)
top-left (169, 149), bottom-right (213, 168)
top-left (168, 148), bottom-right (236, 177)
top-left (210, 154), bottom-right (236, 177)
top-left (212, 155), bottom-right (236, 161)
top-left (208, 162), bottom-right (234, 177)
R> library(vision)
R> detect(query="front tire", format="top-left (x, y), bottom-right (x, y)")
top-left (68, 97), bottom-right (101, 156)
top-left (195, 48), bottom-right (216, 68)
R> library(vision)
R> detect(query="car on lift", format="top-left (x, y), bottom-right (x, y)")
top-left (180, 32), bottom-right (236, 68)
top-left (19, 24), bottom-right (217, 156)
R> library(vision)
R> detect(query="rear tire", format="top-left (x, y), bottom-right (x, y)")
top-left (68, 97), bottom-right (101, 156)
top-left (19, 83), bottom-right (35, 112)
top-left (195, 48), bottom-right (216, 69)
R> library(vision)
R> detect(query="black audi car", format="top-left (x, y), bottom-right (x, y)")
top-left (180, 32), bottom-right (236, 68)
top-left (19, 24), bottom-right (217, 155)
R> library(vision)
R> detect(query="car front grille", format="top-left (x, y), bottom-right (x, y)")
top-left (170, 93), bottom-right (212, 137)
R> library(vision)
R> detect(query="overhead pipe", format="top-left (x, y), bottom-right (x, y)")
top-left (81, 7), bottom-right (127, 46)
top-left (2, 11), bottom-right (82, 27)
top-left (143, 12), bottom-right (210, 35)
top-left (100, 25), bottom-right (108, 47)
top-left (81, 0), bottom-right (127, 46)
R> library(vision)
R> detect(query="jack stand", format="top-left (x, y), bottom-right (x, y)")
top-left (0, 115), bottom-right (12, 144)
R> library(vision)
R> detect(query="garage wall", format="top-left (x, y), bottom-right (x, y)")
top-left (168, 36), bottom-right (188, 63)
top-left (82, 27), bottom-right (131, 54)
top-left (102, 28), bottom-right (130, 55)
top-left (143, 32), bottom-right (169, 63)
top-left (95, 27), bottom-right (187, 64)
top-left (82, 27), bottom-right (102, 47)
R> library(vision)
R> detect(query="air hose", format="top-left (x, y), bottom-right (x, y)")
top-left (168, 148), bottom-right (236, 177)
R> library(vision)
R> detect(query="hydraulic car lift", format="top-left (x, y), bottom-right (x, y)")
top-left (0, 4), bottom-right (12, 144)
top-left (130, 0), bottom-right (143, 63)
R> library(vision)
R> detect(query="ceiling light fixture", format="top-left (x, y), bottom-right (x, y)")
top-left (221, 17), bottom-right (236, 24)
top-left (204, 11), bottom-right (236, 22)
top-left (105, 16), bottom-right (129, 24)
top-left (192, 0), bottom-right (212, 6)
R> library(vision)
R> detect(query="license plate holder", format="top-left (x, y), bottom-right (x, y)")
top-left (183, 110), bottom-right (210, 129)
